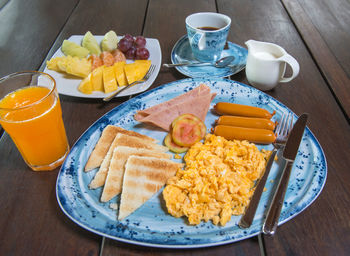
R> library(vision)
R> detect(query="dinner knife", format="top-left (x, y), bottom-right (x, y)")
top-left (262, 113), bottom-right (308, 235)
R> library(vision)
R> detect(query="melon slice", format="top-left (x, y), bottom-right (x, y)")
top-left (61, 40), bottom-right (89, 58)
top-left (82, 31), bottom-right (101, 55)
top-left (103, 66), bottom-right (118, 93)
top-left (124, 60), bottom-right (151, 84)
top-left (91, 66), bottom-right (104, 92)
top-left (78, 74), bottom-right (93, 94)
top-left (114, 61), bottom-right (127, 86)
top-left (101, 31), bottom-right (118, 52)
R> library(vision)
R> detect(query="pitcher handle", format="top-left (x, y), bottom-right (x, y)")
top-left (279, 54), bottom-right (300, 83)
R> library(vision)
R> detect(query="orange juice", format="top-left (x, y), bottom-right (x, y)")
top-left (0, 86), bottom-right (69, 171)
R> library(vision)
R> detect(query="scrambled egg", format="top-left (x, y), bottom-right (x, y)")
top-left (163, 134), bottom-right (269, 226)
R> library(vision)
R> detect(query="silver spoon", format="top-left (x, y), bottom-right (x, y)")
top-left (163, 55), bottom-right (235, 68)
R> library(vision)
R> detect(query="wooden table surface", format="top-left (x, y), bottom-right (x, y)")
top-left (0, 0), bottom-right (349, 255)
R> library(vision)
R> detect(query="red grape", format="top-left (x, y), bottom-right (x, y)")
top-left (125, 46), bottom-right (136, 59)
top-left (135, 36), bottom-right (146, 48)
top-left (117, 38), bottom-right (132, 53)
top-left (135, 47), bottom-right (150, 60)
top-left (123, 34), bottom-right (134, 42)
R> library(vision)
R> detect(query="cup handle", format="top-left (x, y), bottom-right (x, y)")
top-left (279, 54), bottom-right (300, 83)
top-left (189, 32), bottom-right (206, 50)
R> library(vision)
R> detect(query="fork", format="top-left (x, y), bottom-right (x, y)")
top-left (103, 64), bottom-right (156, 102)
top-left (238, 112), bottom-right (293, 229)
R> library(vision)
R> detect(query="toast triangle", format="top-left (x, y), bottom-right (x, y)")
top-left (118, 156), bottom-right (182, 220)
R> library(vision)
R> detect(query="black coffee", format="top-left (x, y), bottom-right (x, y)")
top-left (197, 26), bottom-right (219, 31)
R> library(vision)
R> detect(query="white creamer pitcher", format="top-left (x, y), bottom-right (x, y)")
top-left (245, 40), bottom-right (300, 91)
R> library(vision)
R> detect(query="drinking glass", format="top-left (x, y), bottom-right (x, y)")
top-left (0, 71), bottom-right (69, 171)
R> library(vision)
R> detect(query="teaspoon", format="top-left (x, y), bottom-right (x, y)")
top-left (163, 56), bottom-right (235, 68)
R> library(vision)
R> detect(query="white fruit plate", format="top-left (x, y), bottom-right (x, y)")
top-left (44, 35), bottom-right (161, 98)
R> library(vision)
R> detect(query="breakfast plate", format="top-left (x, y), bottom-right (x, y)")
top-left (171, 35), bottom-right (247, 78)
top-left (43, 35), bottom-right (161, 98)
top-left (56, 78), bottom-right (327, 248)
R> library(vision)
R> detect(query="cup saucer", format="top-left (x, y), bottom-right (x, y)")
top-left (171, 35), bottom-right (247, 78)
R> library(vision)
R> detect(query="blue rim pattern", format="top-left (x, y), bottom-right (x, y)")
top-left (171, 36), bottom-right (247, 78)
top-left (56, 78), bottom-right (327, 248)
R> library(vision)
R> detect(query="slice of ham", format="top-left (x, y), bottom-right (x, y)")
top-left (134, 84), bottom-right (211, 121)
top-left (138, 92), bottom-right (216, 131)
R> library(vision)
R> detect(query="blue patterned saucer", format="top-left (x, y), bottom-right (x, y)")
top-left (171, 35), bottom-right (247, 78)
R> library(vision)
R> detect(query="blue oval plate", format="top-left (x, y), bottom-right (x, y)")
top-left (56, 78), bottom-right (327, 248)
top-left (171, 35), bottom-right (247, 78)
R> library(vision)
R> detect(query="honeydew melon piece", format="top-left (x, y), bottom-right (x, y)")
top-left (82, 31), bottom-right (101, 55)
top-left (61, 40), bottom-right (89, 58)
top-left (101, 31), bottom-right (118, 52)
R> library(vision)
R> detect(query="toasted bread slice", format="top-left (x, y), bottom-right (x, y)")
top-left (84, 125), bottom-right (156, 172)
top-left (100, 146), bottom-right (172, 202)
top-left (118, 156), bottom-right (183, 220)
top-left (89, 134), bottom-right (168, 189)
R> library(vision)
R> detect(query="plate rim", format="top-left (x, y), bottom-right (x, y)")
top-left (56, 77), bottom-right (327, 248)
top-left (170, 35), bottom-right (247, 78)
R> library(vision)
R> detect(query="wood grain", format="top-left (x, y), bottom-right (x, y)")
top-left (0, 0), bottom-right (79, 77)
top-left (1, 0), bottom-right (350, 255)
top-left (218, 0), bottom-right (350, 255)
top-left (0, 0), bottom-right (146, 255)
top-left (282, 0), bottom-right (350, 120)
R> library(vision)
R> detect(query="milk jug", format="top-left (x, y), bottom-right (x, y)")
top-left (245, 40), bottom-right (300, 91)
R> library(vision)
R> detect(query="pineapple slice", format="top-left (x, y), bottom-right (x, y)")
top-left (47, 56), bottom-right (91, 78)
top-left (56, 56), bottom-right (73, 72)
top-left (46, 56), bottom-right (66, 72)
top-left (65, 57), bottom-right (91, 78)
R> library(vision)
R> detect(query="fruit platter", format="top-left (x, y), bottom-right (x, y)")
top-left (44, 31), bottom-right (161, 98)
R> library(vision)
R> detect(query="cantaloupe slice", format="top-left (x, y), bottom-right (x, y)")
top-left (114, 61), bottom-right (127, 86)
top-left (124, 60), bottom-right (151, 85)
top-left (103, 66), bottom-right (118, 93)
top-left (91, 65), bottom-right (104, 92)
top-left (78, 74), bottom-right (93, 94)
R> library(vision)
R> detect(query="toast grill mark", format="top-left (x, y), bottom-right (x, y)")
top-left (118, 156), bottom-right (183, 220)
top-left (84, 125), bottom-right (156, 171)
top-left (100, 146), bottom-right (171, 202)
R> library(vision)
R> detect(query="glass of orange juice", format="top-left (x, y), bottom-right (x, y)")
top-left (0, 71), bottom-right (69, 171)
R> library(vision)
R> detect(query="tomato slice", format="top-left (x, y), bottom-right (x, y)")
top-left (172, 119), bottom-right (203, 147)
top-left (164, 133), bottom-right (188, 153)
top-left (171, 113), bottom-right (206, 138)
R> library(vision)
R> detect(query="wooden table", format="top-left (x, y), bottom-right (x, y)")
top-left (0, 0), bottom-right (349, 255)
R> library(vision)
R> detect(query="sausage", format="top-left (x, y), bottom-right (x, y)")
top-left (213, 125), bottom-right (276, 144)
top-left (216, 115), bottom-right (276, 131)
top-left (214, 102), bottom-right (275, 119)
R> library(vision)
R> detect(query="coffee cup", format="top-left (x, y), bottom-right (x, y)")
top-left (186, 12), bottom-right (231, 62)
